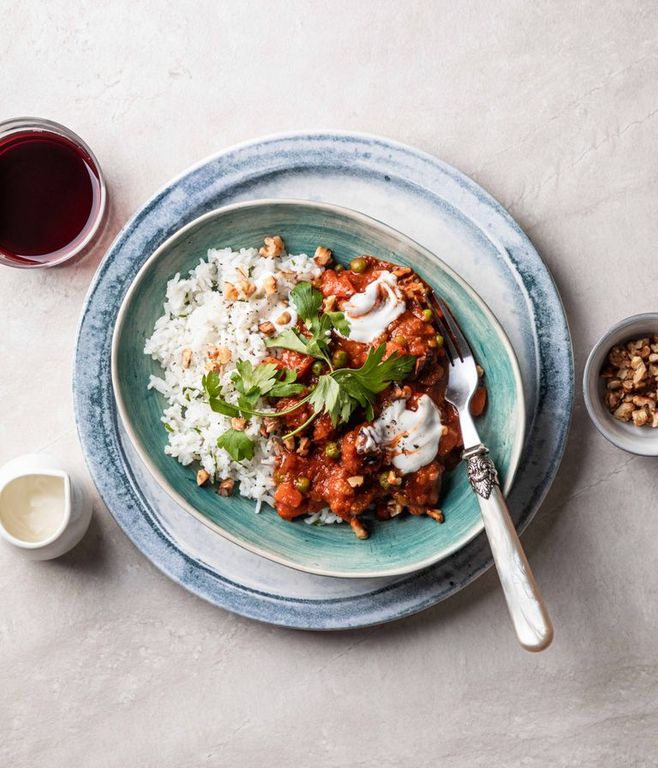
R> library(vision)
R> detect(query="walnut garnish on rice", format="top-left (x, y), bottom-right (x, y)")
top-left (259, 235), bottom-right (285, 259)
top-left (600, 334), bottom-right (658, 428)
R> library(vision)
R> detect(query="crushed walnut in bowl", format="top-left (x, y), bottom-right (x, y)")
top-left (583, 313), bottom-right (658, 456)
top-left (601, 335), bottom-right (658, 428)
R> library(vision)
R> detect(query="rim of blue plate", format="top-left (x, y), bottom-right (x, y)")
top-left (73, 130), bottom-right (574, 629)
top-left (111, 198), bottom-right (526, 578)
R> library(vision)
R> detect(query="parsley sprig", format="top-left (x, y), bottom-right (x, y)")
top-left (265, 282), bottom-right (350, 369)
top-left (201, 361), bottom-right (305, 419)
top-left (292, 344), bottom-right (415, 437)
top-left (204, 344), bottom-right (414, 459)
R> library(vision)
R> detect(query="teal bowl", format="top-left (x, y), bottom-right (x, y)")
top-left (112, 200), bottom-right (525, 578)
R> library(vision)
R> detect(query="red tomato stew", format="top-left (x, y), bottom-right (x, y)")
top-left (264, 254), bottom-right (486, 539)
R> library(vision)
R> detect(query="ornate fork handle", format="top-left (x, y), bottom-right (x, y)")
top-left (463, 444), bottom-right (554, 652)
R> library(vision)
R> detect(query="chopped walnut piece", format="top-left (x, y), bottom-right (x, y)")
top-left (632, 409), bottom-right (649, 427)
top-left (231, 417), bottom-right (247, 431)
top-left (224, 282), bottom-right (239, 301)
top-left (208, 345), bottom-right (232, 365)
top-left (282, 436), bottom-right (295, 451)
top-left (262, 417), bottom-right (279, 434)
top-left (276, 310), bottom-right (291, 325)
top-left (613, 402), bottom-right (635, 421)
top-left (347, 475), bottom-right (364, 488)
top-left (259, 235), bottom-right (284, 258)
top-left (218, 478), bottom-right (234, 497)
top-left (350, 517), bottom-right (369, 540)
top-left (196, 469), bottom-right (210, 486)
top-left (606, 391), bottom-right (622, 410)
top-left (388, 502), bottom-right (404, 518)
top-left (323, 294), bottom-right (337, 312)
top-left (388, 384), bottom-right (412, 400)
top-left (427, 508), bottom-right (445, 523)
top-left (400, 280), bottom-right (428, 300)
top-left (632, 361), bottom-right (647, 385)
top-left (258, 321), bottom-right (276, 336)
top-left (314, 246), bottom-right (333, 266)
top-left (181, 348), bottom-right (193, 369)
top-left (239, 279), bottom-right (256, 298)
top-left (297, 436), bottom-right (311, 457)
top-left (263, 275), bottom-right (277, 295)
top-left (387, 470), bottom-right (402, 487)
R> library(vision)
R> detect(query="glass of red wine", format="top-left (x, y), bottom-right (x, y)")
top-left (0, 117), bottom-right (107, 268)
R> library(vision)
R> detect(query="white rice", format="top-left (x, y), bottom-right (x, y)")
top-left (144, 244), bottom-right (342, 524)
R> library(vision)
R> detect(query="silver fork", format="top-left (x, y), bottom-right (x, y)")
top-left (433, 296), bottom-right (554, 652)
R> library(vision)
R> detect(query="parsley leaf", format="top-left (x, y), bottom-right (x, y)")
top-left (233, 360), bottom-right (279, 398)
top-left (284, 344), bottom-right (415, 436)
top-left (309, 375), bottom-right (341, 421)
top-left (201, 370), bottom-right (221, 400)
top-left (269, 368), bottom-right (306, 397)
top-left (290, 282), bottom-right (323, 321)
top-left (265, 328), bottom-right (310, 356)
top-left (336, 344), bottom-right (416, 394)
top-left (231, 360), bottom-right (279, 411)
top-left (217, 429), bottom-right (255, 461)
top-left (201, 372), bottom-right (240, 417)
top-left (325, 311), bottom-right (350, 337)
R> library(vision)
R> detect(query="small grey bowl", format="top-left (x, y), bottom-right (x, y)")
top-left (583, 312), bottom-right (658, 456)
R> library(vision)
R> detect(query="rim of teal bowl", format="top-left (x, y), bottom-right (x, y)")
top-left (111, 199), bottom-right (526, 578)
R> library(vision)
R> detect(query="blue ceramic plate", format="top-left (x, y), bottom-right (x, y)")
top-left (112, 200), bottom-right (525, 578)
top-left (74, 132), bottom-right (573, 628)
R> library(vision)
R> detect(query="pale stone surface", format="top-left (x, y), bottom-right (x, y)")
top-left (1, 2), bottom-right (657, 766)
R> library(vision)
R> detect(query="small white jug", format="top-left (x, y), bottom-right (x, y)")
top-left (0, 454), bottom-right (92, 560)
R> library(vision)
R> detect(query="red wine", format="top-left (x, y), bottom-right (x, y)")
top-left (0, 130), bottom-right (102, 266)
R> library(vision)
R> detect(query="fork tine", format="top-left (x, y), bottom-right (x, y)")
top-left (429, 293), bottom-right (460, 363)
top-left (434, 297), bottom-right (473, 362)
top-left (435, 310), bottom-right (458, 364)
top-left (428, 291), bottom-right (457, 362)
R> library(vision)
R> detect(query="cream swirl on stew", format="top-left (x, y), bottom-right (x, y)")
top-left (340, 270), bottom-right (406, 343)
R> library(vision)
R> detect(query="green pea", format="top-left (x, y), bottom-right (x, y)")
top-left (294, 476), bottom-right (310, 493)
top-left (332, 349), bottom-right (349, 368)
top-left (324, 442), bottom-right (340, 459)
top-left (435, 334), bottom-right (444, 348)
top-left (335, 264), bottom-right (344, 273)
top-left (422, 308), bottom-right (433, 323)
top-left (379, 472), bottom-right (391, 490)
top-left (393, 335), bottom-right (407, 347)
top-left (312, 360), bottom-right (325, 376)
top-left (273, 469), bottom-right (285, 484)
top-left (350, 257), bottom-right (367, 274)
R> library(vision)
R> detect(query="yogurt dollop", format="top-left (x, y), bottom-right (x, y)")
top-left (357, 395), bottom-right (443, 474)
top-left (341, 271), bottom-right (406, 343)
